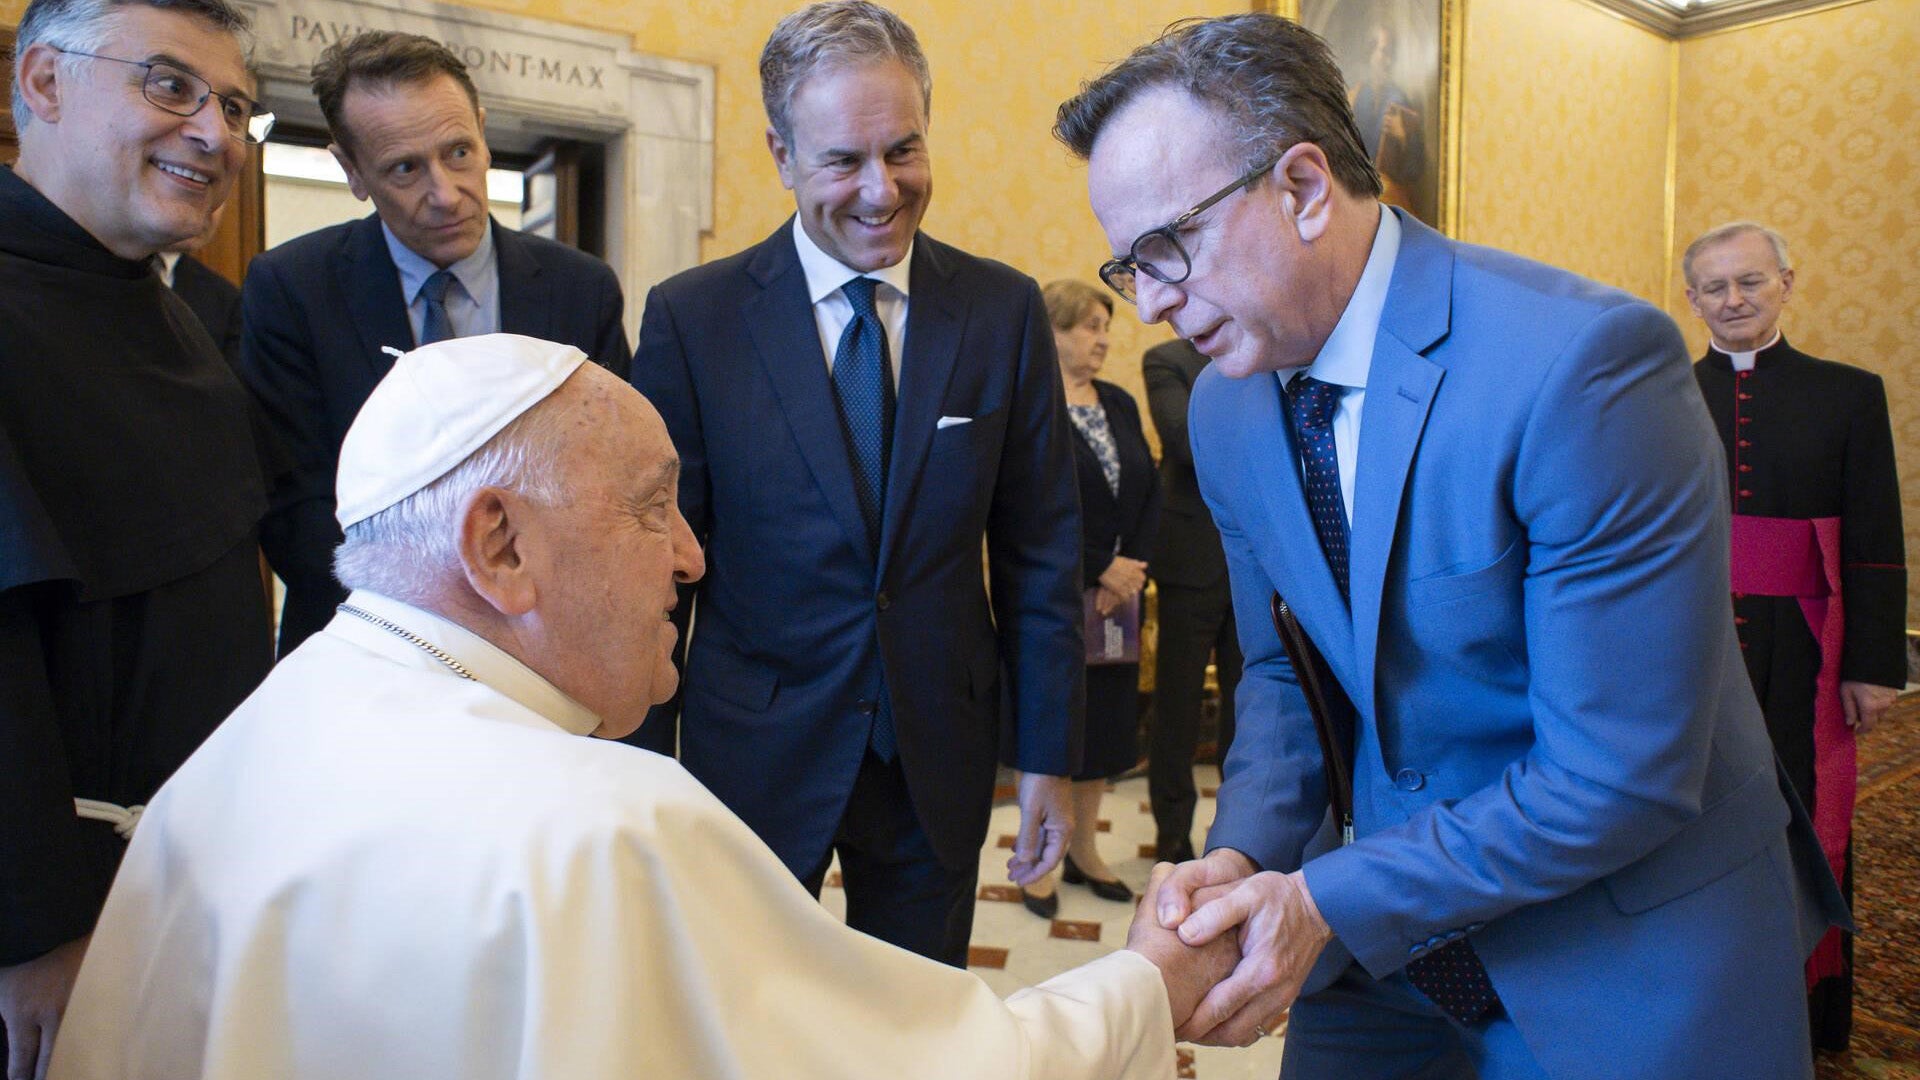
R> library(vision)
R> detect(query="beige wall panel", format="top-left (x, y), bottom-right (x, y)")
top-left (1459, 0), bottom-right (1671, 303)
top-left (1673, 0), bottom-right (1919, 623)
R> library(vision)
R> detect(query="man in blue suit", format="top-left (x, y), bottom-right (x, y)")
top-left (1056, 15), bottom-right (1847, 1078)
top-left (241, 31), bottom-right (627, 656)
top-left (629, 1), bottom-right (1083, 967)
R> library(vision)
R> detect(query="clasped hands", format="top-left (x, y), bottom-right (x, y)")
top-left (1094, 556), bottom-right (1148, 616)
top-left (1128, 849), bottom-right (1332, 1046)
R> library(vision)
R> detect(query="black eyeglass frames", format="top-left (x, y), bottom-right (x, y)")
top-left (1098, 156), bottom-right (1278, 304)
top-left (57, 48), bottom-right (275, 144)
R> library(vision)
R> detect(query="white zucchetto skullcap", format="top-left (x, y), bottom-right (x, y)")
top-left (335, 334), bottom-right (587, 529)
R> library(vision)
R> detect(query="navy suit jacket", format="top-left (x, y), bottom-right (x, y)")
top-left (1193, 211), bottom-right (1847, 1078)
top-left (240, 214), bottom-right (628, 655)
top-left (630, 222), bottom-right (1084, 874)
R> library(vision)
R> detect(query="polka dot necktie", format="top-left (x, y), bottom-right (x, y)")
top-left (832, 277), bottom-right (897, 762)
top-left (1285, 373), bottom-right (1498, 1022)
top-left (418, 269), bottom-right (457, 346)
top-left (1283, 375), bottom-right (1350, 601)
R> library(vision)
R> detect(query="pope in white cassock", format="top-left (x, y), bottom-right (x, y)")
top-left (50, 334), bottom-right (1236, 1079)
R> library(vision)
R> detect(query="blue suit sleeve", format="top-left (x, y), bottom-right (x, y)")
top-left (1302, 302), bottom-right (1743, 977)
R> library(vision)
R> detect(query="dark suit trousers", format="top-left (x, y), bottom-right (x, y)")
top-left (801, 750), bottom-right (979, 968)
top-left (1150, 578), bottom-right (1242, 856)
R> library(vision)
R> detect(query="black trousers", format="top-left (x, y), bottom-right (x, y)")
top-left (801, 749), bottom-right (979, 968)
top-left (1150, 578), bottom-right (1242, 858)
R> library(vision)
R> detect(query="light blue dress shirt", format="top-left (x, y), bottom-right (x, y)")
top-left (382, 220), bottom-right (502, 346)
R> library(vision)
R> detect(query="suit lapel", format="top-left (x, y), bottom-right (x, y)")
top-left (878, 239), bottom-right (963, 579)
top-left (744, 227), bottom-right (875, 565)
top-left (336, 214), bottom-right (414, 378)
top-left (1348, 211), bottom-right (1454, 721)
top-left (494, 221), bottom-right (554, 337)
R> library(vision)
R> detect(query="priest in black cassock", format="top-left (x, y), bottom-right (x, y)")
top-left (0, 0), bottom-right (277, 1075)
top-left (1685, 221), bottom-right (1907, 1053)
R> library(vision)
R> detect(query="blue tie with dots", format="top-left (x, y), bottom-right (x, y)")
top-left (832, 277), bottom-right (897, 761)
top-left (1284, 375), bottom-right (1350, 600)
top-left (419, 269), bottom-right (456, 345)
top-left (1285, 374), bottom-right (1497, 1022)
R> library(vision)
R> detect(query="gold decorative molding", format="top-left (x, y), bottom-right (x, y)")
top-left (1578, 0), bottom-right (1870, 38)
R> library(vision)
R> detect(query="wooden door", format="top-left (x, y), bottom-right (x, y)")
top-left (2, 28), bottom-right (17, 165)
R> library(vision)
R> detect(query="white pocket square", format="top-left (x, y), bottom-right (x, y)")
top-left (936, 416), bottom-right (973, 429)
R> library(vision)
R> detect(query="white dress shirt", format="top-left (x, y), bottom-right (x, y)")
top-left (1279, 203), bottom-right (1401, 527)
top-left (791, 216), bottom-right (911, 385)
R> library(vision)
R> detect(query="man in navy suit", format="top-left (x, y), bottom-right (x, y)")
top-left (241, 31), bottom-right (627, 656)
top-left (1057, 15), bottom-right (1847, 1078)
top-left (630, 0), bottom-right (1083, 966)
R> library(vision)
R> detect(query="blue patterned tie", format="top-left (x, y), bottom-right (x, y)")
top-left (832, 277), bottom-right (897, 761)
top-left (1284, 374), bottom-right (1350, 600)
top-left (419, 269), bottom-right (456, 345)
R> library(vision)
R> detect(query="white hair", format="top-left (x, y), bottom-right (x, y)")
top-left (332, 393), bottom-right (572, 605)
top-left (1682, 221), bottom-right (1793, 286)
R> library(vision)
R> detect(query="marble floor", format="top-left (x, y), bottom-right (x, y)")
top-left (819, 767), bottom-right (1288, 1079)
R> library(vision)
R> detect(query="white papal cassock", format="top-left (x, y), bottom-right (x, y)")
top-left (51, 591), bottom-right (1174, 1080)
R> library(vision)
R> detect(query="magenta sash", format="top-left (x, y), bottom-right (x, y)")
top-left (1729, 513), bottom-right (1850, 986)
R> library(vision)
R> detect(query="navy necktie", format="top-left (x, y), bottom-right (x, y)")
top-left (832, 277), bottom-right (897, 762)
top-left (419, 270), bottom-right (456, 345)
top-left (1286, 374), bottom-right (1499, 1021)
top-left (1284, 374), bottom-right (1350, 600)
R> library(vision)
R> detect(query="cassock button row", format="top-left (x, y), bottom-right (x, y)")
top-left (1739, 416), bottom-right (1752, 424)
top-left (1738, 439), bottom-right (1751, 448)
top-left (1738, 464), bottom-right (1752, 473)
top-left (1739, 489), bottom-right (1752, 498)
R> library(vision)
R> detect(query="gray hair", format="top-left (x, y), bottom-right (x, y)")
top-left (1054, 13), bottom-right (1382, 199)
top-left (11, 0), bottom-right (252, 132)
top-left (760, 0), bottom-right (931, 147)
top-left (1682, 221), bottom-right (1793, 286)
top-left (332, 393), bottom-right (572, 606)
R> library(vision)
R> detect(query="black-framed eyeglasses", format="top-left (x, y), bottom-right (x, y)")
top-left (58, 48), bottom-right (275, 144)
top-left (1099, 156), bottom-right (1278, 305)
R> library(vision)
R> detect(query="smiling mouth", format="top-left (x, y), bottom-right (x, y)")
top-left (153, 160), bottom-right (213, 186)
top-left (853, 209), bottom-right (899, 228)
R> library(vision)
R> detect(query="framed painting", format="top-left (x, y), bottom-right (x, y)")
top-left (1296, 0), bottom-right (1455, 230)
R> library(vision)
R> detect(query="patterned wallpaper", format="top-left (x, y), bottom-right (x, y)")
top-left (1458, 0), bottom-right (1673, 302)
top-left (1672, 0), bottom-right (1918, 623)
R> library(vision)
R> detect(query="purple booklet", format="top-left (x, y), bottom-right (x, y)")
top-left (1084, 588), bottom-right (1141, 665)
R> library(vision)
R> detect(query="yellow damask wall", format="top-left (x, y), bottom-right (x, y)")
top-left (1457, 0), bottom-right (1673, 301)
top-left (1672, 0), bottom-right (1919, 621)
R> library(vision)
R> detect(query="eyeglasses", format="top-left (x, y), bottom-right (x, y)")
top-left (1099, 156), bottom-right (1277, 304)
top-left (58, 49), bottom-right (275, 144)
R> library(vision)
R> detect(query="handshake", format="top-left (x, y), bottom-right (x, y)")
top-left (1122, 849), bottom-right (1335, 1046)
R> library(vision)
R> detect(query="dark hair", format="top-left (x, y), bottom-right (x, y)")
top-left (760, 0), bottom-right (931, 147)
top-left (12, 0), bottom-right (251, 131)
top-left (1054, 13), bottom-right (1382, 199)
top-left (310, 30), bottom-right (480, 157)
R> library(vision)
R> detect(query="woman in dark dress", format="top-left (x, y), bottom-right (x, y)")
top-left (1020, 281), bottom-right (1162, 917)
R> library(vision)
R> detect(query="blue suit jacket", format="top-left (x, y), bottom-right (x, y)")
top-left (1193, 211), bottom-right (1847, 1078)
top-left (629, 222), bottom-right (1084, 874)
top-left (240, 214), bottom-right (628, 655)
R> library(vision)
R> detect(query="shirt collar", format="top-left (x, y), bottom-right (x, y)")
top-left (1709, 329), bottom-right (1782, 372)
top-left (791, 215), bottom-right (913, 306)
top-left (383, 218), bottom-right (497, 305)
top-left (337, 589), bottom-right (603, 737)
top-left (1295, 203), bottom-right (1401, 391)
top-left (155, 250), bottom-right (182, 288)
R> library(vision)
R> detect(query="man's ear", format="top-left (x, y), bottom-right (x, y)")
top-left (457, 486), bottom-right (537, 616)
top-left (329, 143), bottom-right (371, 202)
top-left (1274, 142), bottom-right (1336, 244)
top-left (15, 42), bottom-right (70, 125)
top-left (766, 125), bottom-right (798, 192)
top-left (1777, 265), bottom-right (1795, 303)
top-left (1684, 285), bottom-right (1703, 319)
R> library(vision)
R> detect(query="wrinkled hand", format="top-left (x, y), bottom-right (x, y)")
top-left (1007, 772), bottom-right (1073, 886)
top-left (1126, 865), bottom-right (1241, 1030)
top-left (1840, 681), bottom-right (1899, 736)
top-left (1093, 585), bottom-right (1127, 617)
top-left (0, 935), bottom-right (89, 1080)
top-left (1097, 557), bottom-right (1148, 601)
top-left (1171, 868), bottom-right (1332, 1046)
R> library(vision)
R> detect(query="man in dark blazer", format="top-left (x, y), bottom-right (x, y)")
top-left (241, 32), bottom-right (627, 655)
top-left (1141, 337), bottom-right (1242, 865)
top-left (629, 1), bottom-right (1083, 967)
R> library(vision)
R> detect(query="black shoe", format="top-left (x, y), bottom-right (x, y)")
top-left (1062, 855), bottom-right (1134, 903)
top-left (1155, 838), bottom-right (1197, 864)
top-left (1021, 887), bottom-right (1059, 919)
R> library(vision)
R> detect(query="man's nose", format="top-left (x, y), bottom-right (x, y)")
top-left (858, 160), bottom-right (900, 207)
top-left (1134, 273), bottom-right (1181, 326)
top-left (672, 511), bottom-right (706, 584)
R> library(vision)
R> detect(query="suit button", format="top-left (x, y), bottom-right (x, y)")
top-left (1394, 768), bottom-right (1424, 792)
top-left (876, 592), bottom-right (892, 611)
top-left (856, 699), bottom-right (878, 715)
